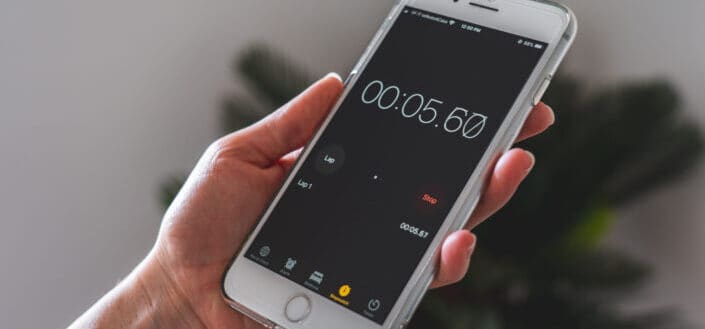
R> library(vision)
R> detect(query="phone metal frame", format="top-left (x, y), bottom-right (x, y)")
top-left (222, 1), bottom-right (577, 329)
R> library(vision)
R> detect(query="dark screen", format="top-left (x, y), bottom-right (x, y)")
top-left (245, 6), bottom-right (546, 324)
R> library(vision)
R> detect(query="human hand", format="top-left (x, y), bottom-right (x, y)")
top-left (69, 73), bottom-right (555, 329)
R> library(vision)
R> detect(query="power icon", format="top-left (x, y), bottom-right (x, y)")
top-left (367, 299), bottom-right (381, 312)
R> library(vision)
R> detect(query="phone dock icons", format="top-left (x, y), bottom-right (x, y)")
top-left (284, 258), bottom-right (297, 271)
top-left (259, 246), bottom-right (271, 257)
top-left (308, 271), bottom-right (324, 285)
top-left (329, 283), bottom-right (352, 306)
top-left (338, 284), bottom-right (351, 297)
top-left (367, 299), bottom-right (381, 312)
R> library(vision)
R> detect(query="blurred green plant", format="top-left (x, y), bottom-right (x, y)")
top-left (414, 77), bottom-right (704, 329)
top-left (159, 44), bottom-right (704, 329)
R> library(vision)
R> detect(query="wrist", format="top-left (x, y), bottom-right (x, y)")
top-left (130, 254), bottom-right (206, 329)
top-left (69, 253), bottom-right (206, 329)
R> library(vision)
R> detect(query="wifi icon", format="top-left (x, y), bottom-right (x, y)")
top-left (449, 20), bottom-right (456, 25)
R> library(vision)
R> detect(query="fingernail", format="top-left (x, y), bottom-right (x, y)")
top-left (525, 150), bottom-right (536, 172)
top-left (325, 72), bottom-right (342, 82)
top-left (466, 234), bottom-right (477, 257)
top-left (546, 104), bottom-right (556, 126)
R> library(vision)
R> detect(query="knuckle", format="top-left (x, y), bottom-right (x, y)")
top-left (204, 135), bottom-right (250, 173)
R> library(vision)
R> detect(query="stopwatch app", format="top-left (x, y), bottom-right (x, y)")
top-left (245, 6), bottom-right (547, 324)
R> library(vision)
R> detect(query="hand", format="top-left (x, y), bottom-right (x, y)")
top-left (69, 73), bottom-right (554, 329)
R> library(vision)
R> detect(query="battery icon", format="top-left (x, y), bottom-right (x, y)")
top-left (534, 44), bottom-right (544, 49)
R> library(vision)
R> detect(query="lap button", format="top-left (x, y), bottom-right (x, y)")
top-left (284, 295), bottom-right (311, 323)
top-left (314, 144), bottom-right (345, 175)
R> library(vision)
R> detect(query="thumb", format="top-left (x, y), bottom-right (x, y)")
top-left (235, 73), bottom-right (343, 166)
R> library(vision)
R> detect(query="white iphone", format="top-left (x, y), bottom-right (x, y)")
top-left (222, 1), bottom-right (576, 329)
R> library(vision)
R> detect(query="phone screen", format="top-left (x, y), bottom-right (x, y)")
top-left (245, 6), bottom-right (547, 324)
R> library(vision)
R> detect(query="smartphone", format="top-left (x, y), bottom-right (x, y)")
top-left (222, 1), bottom-right (576, 329)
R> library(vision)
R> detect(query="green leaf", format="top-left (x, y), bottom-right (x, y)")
top-left (561, 203), bottom-right (614, 252)
top-left (606, 123), bottom-right (704, 205)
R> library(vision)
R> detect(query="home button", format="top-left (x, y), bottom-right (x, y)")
top-left (284, 294), bottom-right (311, 323)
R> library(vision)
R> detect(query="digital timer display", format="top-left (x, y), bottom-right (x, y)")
top-left (246, 6), bottom-right (547, 325)
top-left (361, 80), bottom-right (488, 139)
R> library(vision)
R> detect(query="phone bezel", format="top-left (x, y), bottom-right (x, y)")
top-left (222, 1), bottom-right (575, 329)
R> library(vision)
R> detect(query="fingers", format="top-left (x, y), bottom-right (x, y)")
top-left (430, 150), bottom-right (534, 289)
top-left (230, 73), bottom-right (344, 167)
top-left (465, 148), bottom-right (535, 229)
top-left (515, 102), bottom-right (555, 143)
top-left (278, 148), bottom-right (304, 173)
top-left (430, 230), bottom-right (477, 289)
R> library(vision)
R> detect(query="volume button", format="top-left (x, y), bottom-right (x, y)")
top-left (344, 71), bottom-right (357, 86)
top-left (533, 76), bottom-right (552, 106)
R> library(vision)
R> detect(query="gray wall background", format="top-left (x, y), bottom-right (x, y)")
top-left (1, 1), bottom-right (703, 328)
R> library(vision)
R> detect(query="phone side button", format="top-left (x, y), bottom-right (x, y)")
top-left (284, 294), bottom-right (312, 323)
top-left (532, 77), bottom-right (552, 106)
top-left (400, 320), bottom-right (410, 329)
top-left (344, 71), bottom-right (357, 86)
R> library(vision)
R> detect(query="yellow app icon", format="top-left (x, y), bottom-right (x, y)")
top-left (338, 284), bottom-right (351, 297)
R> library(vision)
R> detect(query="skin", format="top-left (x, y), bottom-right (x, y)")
top-left (68, 73), bottom-right (555, 329)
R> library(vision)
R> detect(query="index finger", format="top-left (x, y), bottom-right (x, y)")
top-left (515, 102), bottom-right (554, 143)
